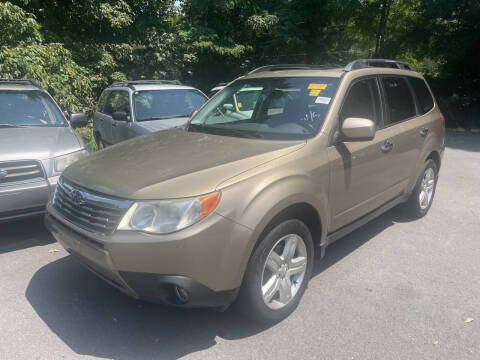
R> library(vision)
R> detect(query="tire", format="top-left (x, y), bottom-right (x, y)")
top-left (403, 159), bottom-right (438, 218)
top-left (235, 219), bottom-right (314, 324)
top-left (95, 133), bottom-right (106, 150)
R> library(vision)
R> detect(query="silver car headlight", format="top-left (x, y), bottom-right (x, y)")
top-left (54, 150), bottom-right (89, 174)
top-left (117, 192), bottom-right (220, 234)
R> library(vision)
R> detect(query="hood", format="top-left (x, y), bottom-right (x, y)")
top-left (0, 127), bottom-right (83, 161)
top-left (135, 117), bottom-right (190, 133)
top-left (65, 129), bottom-right (305, 199)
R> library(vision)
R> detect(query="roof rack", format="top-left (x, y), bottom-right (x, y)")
top-left (0, 78), bottom-right (42, 88)
top-left (249, 64), bottom-right (335, 74)
top-left (111, 80), bottom-right (183, 88)
top-left (344, 59), bottom-right (417, 72)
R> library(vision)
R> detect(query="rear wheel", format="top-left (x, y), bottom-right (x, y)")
top-left (235, 219), bottom-right (314, 324)
top-left (404, 159), bottom-right (438, 218)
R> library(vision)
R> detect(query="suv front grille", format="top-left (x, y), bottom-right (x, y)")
top-left (0, 160), bottom-right (45, 185)
top-left (52, 177), bottom-right (132, 235)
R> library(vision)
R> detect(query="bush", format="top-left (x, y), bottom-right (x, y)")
top-left (75, 123), bottom-right (98, 152)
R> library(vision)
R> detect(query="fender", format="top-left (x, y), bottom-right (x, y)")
top-left (407, 132), bottom-right (442, 193)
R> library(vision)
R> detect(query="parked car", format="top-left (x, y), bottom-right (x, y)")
top-left (45, 59), bottom-right (445, 324)
top-left (93, 80), bottom-right (208, 148)
top-left (0, 79), bottom-right (88, 221)
top-left (208, 82), bottom-right (227, 98)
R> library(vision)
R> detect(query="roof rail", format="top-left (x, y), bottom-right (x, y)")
top-left (110, 80), bottom-right (183, 88)
top-left (249, 64), bottom-right (335, 74)
top-left (344, 59), bottom-right (417, 72)
top-left (0, 78), bottom-right (42, 88)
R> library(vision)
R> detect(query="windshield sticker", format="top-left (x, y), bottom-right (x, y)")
top-left (308, 83), bottom-right (327, 90)
top-left (315, 96), bottom-right (331, 104)
top-left (309, 89), bottom-right (321, 96)
top-left (237, 102), bottom-right (243, 108)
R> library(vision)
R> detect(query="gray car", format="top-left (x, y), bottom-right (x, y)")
top-left (93, 80), bottom-right (208, 148)
top-left (0, 79), bottom-right (89, 221)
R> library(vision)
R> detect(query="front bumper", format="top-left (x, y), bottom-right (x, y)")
top-left (45, 204), bottom-right (253, 308)
top-left (0, 176), bottom-right (59, 221)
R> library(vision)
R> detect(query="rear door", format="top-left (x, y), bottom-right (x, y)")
top-left (328, 77), bottom-right (397, 230)
top-left (379, 76), bottom-right (429, 191)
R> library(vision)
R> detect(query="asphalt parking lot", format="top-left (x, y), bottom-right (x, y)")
top-left (0, 131), bottom-right (479, 360)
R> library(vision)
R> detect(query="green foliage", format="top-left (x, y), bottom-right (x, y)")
top-left (1, 0), bottom-right (478, 129)
top-left (0, 2), bottom-right (41, 47)
top-left (75, 124), bottom-right (98, 152)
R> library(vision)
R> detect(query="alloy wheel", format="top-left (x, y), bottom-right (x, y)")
top-left (419, 167), bottom-right (435, 210)
top-left (261, 234), bottom-right (308, 310)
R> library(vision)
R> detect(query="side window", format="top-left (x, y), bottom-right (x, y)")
top-left (104, 91), bottom-right (130, 117)
top-left (341, 78), bottom-right (381, 127)
top-left (96, 91), bottom-right (108, 113)
top-left (409, 77), bottom-right (434, 114)
top-left (382, 77), bottom-right (416, 124)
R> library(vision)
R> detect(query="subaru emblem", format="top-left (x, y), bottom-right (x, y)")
top-left (71, 189), bottom-right (86, 206)
top-left (0, 169), bottom-right (7, 179)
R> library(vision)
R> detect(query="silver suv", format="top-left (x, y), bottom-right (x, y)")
top-left (0, 79), bottom-right (88, 221)
top-left (93, 80), bottom-right (208, 148)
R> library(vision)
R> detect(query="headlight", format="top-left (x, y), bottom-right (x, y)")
top-left (54, 150), bottom-right (89, 174)
top-left (117, 192), bottom-right (220, 234)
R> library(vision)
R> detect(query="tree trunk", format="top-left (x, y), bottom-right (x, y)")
top-left (374, 0), bottom-right (393, 58)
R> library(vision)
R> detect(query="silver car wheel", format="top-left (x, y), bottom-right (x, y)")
top-left (419, 167), bottom-right (435, 210)
top-left (261, 234), bottom-right (308, 310)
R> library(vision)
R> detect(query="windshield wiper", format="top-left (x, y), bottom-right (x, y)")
top-left (139, 114), bottom-right (190, 121)
top-left (0, 124), bottom-right (29, 128)
top-left (138, 116), bottom-right (173, 121)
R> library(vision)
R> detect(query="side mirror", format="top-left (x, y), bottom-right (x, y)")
top-left (69, 113), bottom-right (88, 128)
top-left (341, 117), bottom-right (376, 141)
top-left (112, 111), bottom-right (129, 122)
top-left (223, 103), bottom-right (234, 111)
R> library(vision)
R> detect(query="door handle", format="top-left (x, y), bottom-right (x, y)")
top-left (381, 140), bottom-right (393, 153)
top-left (112, 122), bottom-right (117, 127)
top-left (420, 127), bottom-right (429, 136)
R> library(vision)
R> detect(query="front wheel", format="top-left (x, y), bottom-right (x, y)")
top-left (95, 133), bottom-right (106, 150)
top-left (235, 219), bottom-right (314, 324)
top-left (403, 159), bottom-right (438, 218)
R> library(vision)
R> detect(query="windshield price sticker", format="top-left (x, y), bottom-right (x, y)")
top-left (315, 96), bottom-right (331, 104)
top-left (308, 83), bottom-right (328, 90)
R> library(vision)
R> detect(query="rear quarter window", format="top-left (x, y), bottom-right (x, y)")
top-left (409, 77), bottom-right (434, 114)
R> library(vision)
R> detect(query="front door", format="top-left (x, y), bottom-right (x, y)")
top-left (104, 90), bottom-right (132, 145)
top-left (327, 77), bottom-right (399, 231)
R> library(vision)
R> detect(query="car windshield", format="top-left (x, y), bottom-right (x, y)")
top-left (134, 89), bottom-right (207, 121)
top-left (0, 90), bottom-right (67, 127)
top-left (189, 77), bottom-right (340, 140)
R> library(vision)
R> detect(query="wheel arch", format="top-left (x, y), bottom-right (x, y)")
top-left (253, 202), bottom-right (324, 254)
top-left (426, 150), bottom-right (441, 171)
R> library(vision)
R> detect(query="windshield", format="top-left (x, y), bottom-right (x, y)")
top-left (134, 89), bottom-right (207, 121)
top-left (0, 90), bottom-right (67, 127)
top-left (189, 77), bottom-right (340, 140)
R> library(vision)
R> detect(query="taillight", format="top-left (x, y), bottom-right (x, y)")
top-left (440, 114), bottom-right (445, 126)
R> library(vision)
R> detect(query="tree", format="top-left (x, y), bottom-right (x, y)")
top-left (0, 2), bottom-right (93, 112)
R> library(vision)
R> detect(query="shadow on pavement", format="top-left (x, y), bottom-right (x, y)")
top-left (445, 130), bottom-right (480, 152)
top-left (26, 206), bottom-right (410, 360)
top-left (0, 216), bottom-right (55, 254)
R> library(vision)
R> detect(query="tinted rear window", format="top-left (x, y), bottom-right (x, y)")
top-left (382, 77), bottom-right (416, 124)
top-left (409, 77), bottom-right (434, 114)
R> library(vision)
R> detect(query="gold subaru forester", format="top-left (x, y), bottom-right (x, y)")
top-left (45, 59), bottom-right (445, 324)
